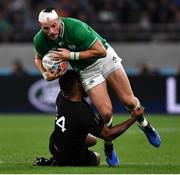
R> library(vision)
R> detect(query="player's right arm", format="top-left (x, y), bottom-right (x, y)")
top-left (34, 31), bottom-right (64, 81)
top-left (100, 106), bottom-right (145, 141)
top-left (34, 53), bottom-right (45, 76)
top-left (34, 32), bottom-right (50, 80)
top-left (34, 53), bottom-right (50, 80)
top-left (35, 53), bottom-right (64, 81)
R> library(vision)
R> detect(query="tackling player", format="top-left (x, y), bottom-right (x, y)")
top-left (33, 7), bottom-right (161, 166)
top-left (33, 70), bottom-right (145, 166)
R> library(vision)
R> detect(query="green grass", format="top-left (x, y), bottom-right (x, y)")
top-left (0, 114), bottom-right (180, 174)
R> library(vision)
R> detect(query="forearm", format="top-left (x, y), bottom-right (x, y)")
top-left (50, 39), bottom-right (107, 61)
top-left (77, 49), bottom-right (106, 60)
top-left (35, 54), bottom-right (64, 81)
top-left (76, 40), bottom-right (106, 60)
top-left (105, 117), bottom-right (137, 141)
top-left (101, 106), bottom-right (144, 141)
top-left (35, 57), bottom-right (46, 75)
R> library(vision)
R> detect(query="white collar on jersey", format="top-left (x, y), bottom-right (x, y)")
top-left (59, 20), bottom-right (64, 39)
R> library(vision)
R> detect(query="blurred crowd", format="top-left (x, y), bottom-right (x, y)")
top-left (7, 58), bottom-right (180, 77)
top-left (1, 0), bottom-right (180, 42)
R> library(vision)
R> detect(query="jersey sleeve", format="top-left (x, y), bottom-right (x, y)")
top-left (80, 105), bottom-right (104, 137)
top-left (33, 30), bottom-right (48, 57)
top-left (88, 114), bottom-right (105, 137)
top-left (71, 21), bottom-right (98, 50)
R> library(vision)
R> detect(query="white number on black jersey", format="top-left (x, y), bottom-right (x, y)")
top-left (56, 116), bottom-right (66, 132)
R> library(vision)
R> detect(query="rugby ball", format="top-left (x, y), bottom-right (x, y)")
top-left (42, 52), bottom-right (68, 72)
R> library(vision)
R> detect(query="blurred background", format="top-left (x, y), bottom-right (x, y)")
top-left (0, 0), bottom-right (180, 114)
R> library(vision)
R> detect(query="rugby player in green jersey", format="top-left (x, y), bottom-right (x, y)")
top-left (33, 7), bottom-right (161, 166)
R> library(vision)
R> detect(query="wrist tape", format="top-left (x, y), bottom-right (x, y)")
top-left (70, 52), bottom-right (79, 60)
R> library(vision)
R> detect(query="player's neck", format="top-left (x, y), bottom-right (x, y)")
top-left (63, 92), bottom-right (81, 102)
top-left (69, 96), bottom-right (81, 102)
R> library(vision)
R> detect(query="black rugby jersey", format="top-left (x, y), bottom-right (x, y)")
top-left (50, 92), bottom-right (104, 162)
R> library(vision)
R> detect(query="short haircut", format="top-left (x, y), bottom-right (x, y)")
top-left (43, 7), bottom-right (54, 13)
top-left (59, 70), bottom-right (80, 95)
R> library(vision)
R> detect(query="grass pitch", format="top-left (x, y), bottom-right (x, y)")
top-left (0, 114), bottom-right (180, 174)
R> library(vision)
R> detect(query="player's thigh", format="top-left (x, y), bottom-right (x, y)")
top-left (87, 81), bottom-right (113, 121)
top-left (100, 45), bottom-right (134, 102)
top-left (49, 134), bottom-right (59, 158)
top-left (106, 66), bottom-right (136, 105)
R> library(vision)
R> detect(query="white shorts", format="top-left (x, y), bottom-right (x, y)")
top-left (80, 46), bottom-right (123, 92)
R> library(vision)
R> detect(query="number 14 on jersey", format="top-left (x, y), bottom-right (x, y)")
top-left (56, 116), bottom-right (66, 132)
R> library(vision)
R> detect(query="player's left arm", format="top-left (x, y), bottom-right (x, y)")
top-left (77, 39), bottom-right (107, 59)
top-left (50, 21), bottom-right (107, 61)
top-left (50, 39), bottom-right (106, 61)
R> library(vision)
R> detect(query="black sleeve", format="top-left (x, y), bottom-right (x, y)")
top-left (88, 113), bottom-right (105, 137)
top-left (55, 92), bottom-right (61, 114)
top-left (80, 104), bottom-right (104, 137)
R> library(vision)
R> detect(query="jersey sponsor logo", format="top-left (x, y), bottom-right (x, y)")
top-left (68, 44), bottom-right (76, 50)
top-left (58, 41), bottom-right (64, 47)
top-left (52, 47), bottom-right (58, 51)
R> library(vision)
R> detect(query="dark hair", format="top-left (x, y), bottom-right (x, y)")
top-left (43, 7), bottom-right (55, 13)
top-left (59, 70), bottom-right (80, 95)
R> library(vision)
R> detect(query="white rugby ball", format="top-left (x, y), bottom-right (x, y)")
top-left (42, 52), bottom-right (68, 72)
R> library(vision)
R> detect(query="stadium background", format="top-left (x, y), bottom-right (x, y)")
top-left (0, 0), bottom-right (180, 173)
top-left (0, 0), bottom-right (180, 114)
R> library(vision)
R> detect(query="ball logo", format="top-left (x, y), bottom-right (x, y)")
top-left (42, 60), bottom-right (54, 65)
top-left (60, 61), bottom-right (68, 70)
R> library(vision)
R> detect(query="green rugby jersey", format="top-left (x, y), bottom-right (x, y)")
top-left (33, 17), bottom-right (108, 72)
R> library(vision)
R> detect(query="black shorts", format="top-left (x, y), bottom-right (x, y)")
top-left (49, 134), bottom-right (98, 166)
top-left (80, 149), bottom-right (98, 166)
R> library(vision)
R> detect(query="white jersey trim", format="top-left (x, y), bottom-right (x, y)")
top-left (87, 37), bottom-right (98, 49)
